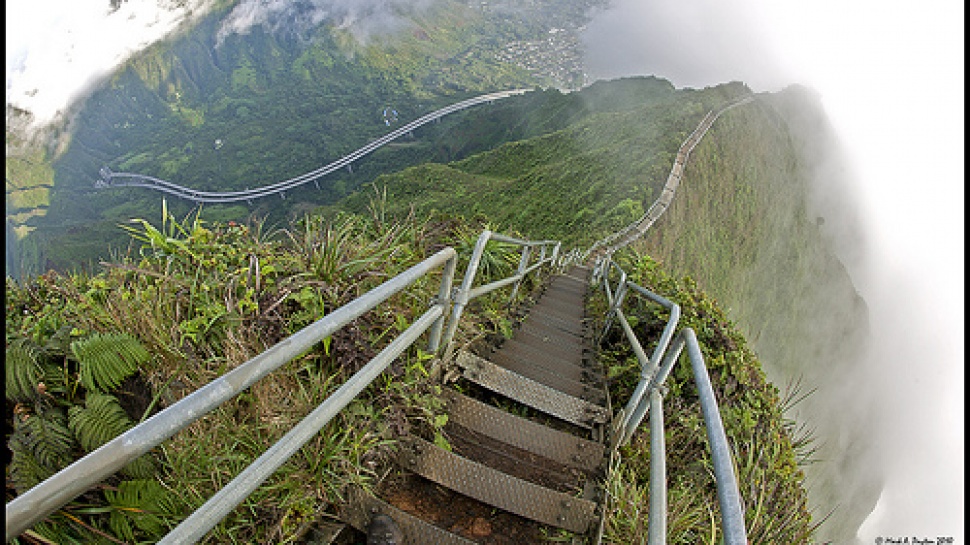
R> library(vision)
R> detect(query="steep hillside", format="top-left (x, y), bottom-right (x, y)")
top-left (332, 81), bottom-right (874, 542)
top-left (5, 0), bottom-right (606, 279)
top-left (337, 79), bottom-right (749, 245)
top-left (635, 86), bottom-right (877, 543)
top-left (5, 207), bottom-right (813, 543)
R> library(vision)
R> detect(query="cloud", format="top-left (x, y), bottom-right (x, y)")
top-left (5, 0), bottom-right (214, 133)
top-left (216, 0), bottom-right (435, 46)
top-left (581, 0), bottom-right (794, 91)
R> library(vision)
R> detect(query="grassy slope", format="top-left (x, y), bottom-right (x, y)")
top-left (7, 0), bottom-right (600, 279)
top-left (336, 79), bottom-right (750, 246)
top-left (634, 87), bottom-right (878, 542)
top-left (6, 206), bottom-right (814, 543)
top-left (332, 80), bottom-right (872, 540)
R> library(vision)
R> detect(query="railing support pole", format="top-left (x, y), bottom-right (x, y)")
top-left (508, 245), bottom-right (531, 303)
top-left (440, 230), bottom-right (491, 360)
top-left (427, 254), bottom-right (457, 353)
top-left (646, 387), bottom-right (667, 545)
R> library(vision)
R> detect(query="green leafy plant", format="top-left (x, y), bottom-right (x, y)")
top-left (71, 333), bottom-right (150, 393)
top-left (8, 403), bottom-right (76, 494)
top-left (68, 393), bottom-right (155, 478)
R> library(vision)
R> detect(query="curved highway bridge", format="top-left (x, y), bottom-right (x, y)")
top-left (96, 89), bottom-right (530, 204)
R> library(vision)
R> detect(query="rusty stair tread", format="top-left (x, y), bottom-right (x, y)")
top-left (456, 351), bottom-right (609, 428)
top-left (518, 320), bottom-right (588, 341)
top-left (340, 486), bottom-right (476, 545)
top-left (442, 389), bottom-right (605, 471)
top-left (486, 348), bottom-right (604, 397)
top-left (395, 436), bottom-right (598, 534)
top-left (523, 313), bottom-right (588, 334)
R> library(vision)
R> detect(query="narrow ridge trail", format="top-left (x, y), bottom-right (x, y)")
top-left (338, 265), bottom-right (609, 544)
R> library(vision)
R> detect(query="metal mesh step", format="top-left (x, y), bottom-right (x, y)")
top-left (442, 389), bottom-right (605, 471)
top-left (396, 436), bottom-right (598, 534)
top-left (501, 335), bottom-right (586, 363)
top-left (495, 338), bottom-right (597, 379)
top-left (340, 486), bottom-right (476, 545)
top-left (456, 351), bottom-right (609, 428)
top-left (510, 328), bottom-right (586, 355)
top-left (486, 350), bottom-right (605, 400)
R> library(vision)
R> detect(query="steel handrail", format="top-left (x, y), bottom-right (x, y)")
top-left (6, 226), bottom-right (561, 542)
top-left (593, 257), bottom-right (747, 544)
top-left (5, 246), bottom-right (459, 541)
top-left (439, 229), bottom-right (560, 360)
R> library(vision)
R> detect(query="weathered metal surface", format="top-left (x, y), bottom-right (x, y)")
top-left (442, 390), bottom-right (605, 471)
top-left (456, 351), bottom-right (609, 428)
top-left (511, 328), bottom-right (585, 355)
top-left (484, 350), bottom-right (602, 401)
top-left (500, 335), bottom-right (583, 363)
top-left (396, 436), bottom-right (598, 534)
top-left (340, 486), bottom-right (476, 545)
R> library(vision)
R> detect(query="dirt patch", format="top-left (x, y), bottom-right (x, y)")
top-left (379, 472), bottom-right (559, 544)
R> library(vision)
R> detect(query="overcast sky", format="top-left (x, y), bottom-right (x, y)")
top-left (6, 0), bottom-right (964, 542)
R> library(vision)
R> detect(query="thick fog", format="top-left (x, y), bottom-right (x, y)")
top-left (584, 0), bottom-right (964, 542)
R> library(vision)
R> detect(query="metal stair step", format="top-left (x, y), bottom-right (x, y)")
top-left (456, 351), bottom-right (609, 428)
top-left (485, 349), bottom-right (605, 401)
top-left (442, 389), bottom-right (605, 472)
top-left (525, 313), bottom-right (587, 336)
top-left (501, 335), bottom-right (585, 363)
top-left (396, 436), bottom-right (598, 534)
top-left (518, 320), bottom-right (587, 342)
top-left (340, 486), bottom-right (476, 545)
top-left (531, 294), bottom-right (586, 318)
top-left (511, 328), bottom-right (586, 355)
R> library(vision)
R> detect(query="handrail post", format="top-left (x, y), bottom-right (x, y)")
top-left (440, 230), bottom-right (492, 360)
top-left (427, 253), bottom-right (457, 353)
top-left (646, 387), bottom-right (667, 545)
top-left (508, 245), bottom-right (531, 303)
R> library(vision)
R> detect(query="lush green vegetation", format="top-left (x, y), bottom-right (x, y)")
top-left (594, 250), bottom-right (817, 543)
top-left (4, 200), bottom-right (532, 543)
top-left (6, 0), bottom-right (609, 280)
top-left (335, 79), bottom-right (751, 247)
top-left (5, 201), bottom-right (816, 543)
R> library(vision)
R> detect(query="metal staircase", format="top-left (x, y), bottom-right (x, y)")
top-left (6, 94), bottom-right (755, 544)
top-left (339, 265), bottom-right (609, 543)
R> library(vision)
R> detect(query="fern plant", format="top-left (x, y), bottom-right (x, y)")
top-left (69, 393), bottom-right (155, 478)
top-left (103, 479), bottom-right (180, 542)
top-left (71, 332), bottom-right (150, 393)
top-left (6, 340), bottom-right (44, 402)
top-left (8, 403), bottom-right (76, 494)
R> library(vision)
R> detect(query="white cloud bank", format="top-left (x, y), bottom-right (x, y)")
top-left (6, 0), bottom-right (214, 130)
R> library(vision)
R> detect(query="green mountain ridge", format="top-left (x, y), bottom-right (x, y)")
top-left (331, 80), bottom-right (876, 543)
top-left (5, 2), bottom-right (873, 541)
top-left (6, 0), bottom-right (605, 279)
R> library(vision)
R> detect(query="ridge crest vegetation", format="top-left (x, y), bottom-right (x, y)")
top-left (6, 194), bottom-right (816, 542)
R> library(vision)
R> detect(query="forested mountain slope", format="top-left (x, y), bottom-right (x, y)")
top-left (334, 81), bottom-right (875, 542)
